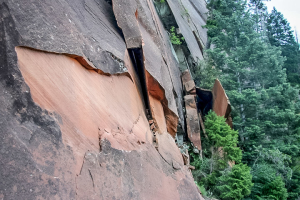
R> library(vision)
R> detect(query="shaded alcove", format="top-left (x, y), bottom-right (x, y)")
top-left (195, 87), bottom-right (213, 117)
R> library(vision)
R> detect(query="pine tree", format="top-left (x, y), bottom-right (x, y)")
top-left (267, 8), bottom-right (300, 86)
top-left (248, 0), bottom-right (269, 37)
top-left (204, 0), bottom-right (300, 199)
top-left (190, 111), bottom-right (252, 200)
top-left (204, 110), bottom-right (242, 165)
top-left (216, 163), bottom-right (253, 200)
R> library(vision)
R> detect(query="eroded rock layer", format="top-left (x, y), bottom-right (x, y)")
top-left (0, 0), bottom-right (208, 199)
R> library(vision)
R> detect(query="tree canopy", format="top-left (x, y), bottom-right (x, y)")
top-left (191, 0), bottom-right (300, 199)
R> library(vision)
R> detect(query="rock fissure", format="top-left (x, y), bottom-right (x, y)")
top-left (88, 169), bottom-right (95, 189)
top-left (0, 0), bottom-right (209, 199)
top-left (18, 46), bottom-right (132, 79)
top-left (128, 48), bottom-right (152, 118)
top-left (129, 114), bottom-right (142, 134)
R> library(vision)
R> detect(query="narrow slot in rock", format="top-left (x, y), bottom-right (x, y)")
top-left (128, 48), bottom-right (152, 119)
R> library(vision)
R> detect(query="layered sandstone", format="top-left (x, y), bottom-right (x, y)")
top-left (0, 0), bottom-right (209, 199)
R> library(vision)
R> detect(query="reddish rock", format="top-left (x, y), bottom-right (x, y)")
top-left (226, 115), bottom-right (234, 128)
top-left (16, 47), bottom-right (152, 171)
top-left (184, 95), bottom-right (202, 151)
top-left (112, 0), bottom-right (143, 49)
top-left (181, 69), bottom-right (193, 85)
top-left (212, 79), bottom-right (233, 127)
top-left (184, 80), bottom-right (196, 95)
top-left (156, 132), bottom-right (184, 168)
top-left (0, 46), bottom-right (203, 200)
top-left (164, 109), bottom-right (179, 138)
top-left (149, 95), bottom-right (168, 134)
top-left (182, 149), bottom-right (190, 165)
top-left (212, 79), bottom-right (231, 118)
top-left (198, 112), bottom-right (208, 139)
top-left (189, 165), bottom-right (196, 170)
top-left (112, 0), bottom-right (184, 138)
top-left (0, 0), bottom-right (206, 199)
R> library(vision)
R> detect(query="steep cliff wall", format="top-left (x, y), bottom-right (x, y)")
top-left (0, 0), bottom-right (208, 199)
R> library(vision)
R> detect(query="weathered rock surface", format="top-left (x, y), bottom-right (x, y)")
top-left (181, 70), bottom-right (202, 151)
top-left (112, 0), bottom-right (186, 138)
top-left (182, 71), bottom-right (232, 151)
top-left (0, 0), bottom-right (208, 199)
top-left (182, 69), bottom-right (194, 85)
top-left (184, 80), bottom-right (196, 95)
top-left (184, 95), bottom-right (202, 151)
top-left (212, 79), bottom-right (232, 127)
top-left (166, 0), bottom-right (208, 61)
top-left (0, 0), bottom-right (126, 75)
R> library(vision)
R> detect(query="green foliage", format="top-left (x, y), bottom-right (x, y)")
top-left (262, 176), bottom-right (288, 200)
top-left (216, 164), bottom-right (253, 200)
top-left (195, 182), bottom-right (208, 197)
top-left (267, 8), bottom-right (300, 87)
top-left (287, 171), bottom-right (300, 199)
top-left (204, 0), bottom-right (300, 199)
top-left (205, 111), bottom-right (242, 164)
top-left (191, 111), bottom-right (251, 200)
top-left (169, 26), bottom-right (184, 45)
top-left (193, 59), bottom-right (220, 90)
top-left (154, 0), bottom-right (165, 3)
top-left (249, 147), bottom-right (292, 199)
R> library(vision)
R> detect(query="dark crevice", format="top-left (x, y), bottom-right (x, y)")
top-left (195, 88), bottom-right (212, 116)
top-left (109, 1), bottom-right (152, 119)
top-left (128, 48), bottom-right (152, 119)
top-left (153, 0), bottom-right (178, 30)
top-left (102, 0), bottom-right (112, 6)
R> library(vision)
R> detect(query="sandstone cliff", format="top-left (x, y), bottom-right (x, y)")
top-left (0, 0), bottom-right (210, 199)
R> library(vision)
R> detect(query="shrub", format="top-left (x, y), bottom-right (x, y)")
top-left (216, 163), bottom-right (253, 200)
top-left (169, 26), bottom-right (184, 45)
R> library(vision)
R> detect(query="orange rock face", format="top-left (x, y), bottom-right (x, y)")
top-left (0, 0), bottom-right (207, 198)
top-left (212, 79), bottom-right (231, 118)
top-left (9, 46), bottom-right (202, 199)
top-left (212, 79), bottom-right (233, 128)
top-left (16, 47), bottom-right (153, 173)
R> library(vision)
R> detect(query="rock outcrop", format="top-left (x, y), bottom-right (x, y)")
top-left (0, 0), bottom-right (209, 199)
top-left (181, 70), bottom-right (232, 153)
top-left (212, 79), bottom-right (233, 127)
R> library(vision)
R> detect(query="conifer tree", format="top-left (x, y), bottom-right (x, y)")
top-left (267, 8), bottom-right (300, 86)
top-left (190, 111), bottom-right (252, 200)
top-left (217, 163), bottom-right (253, 200)
top-left (204, 0), bottom-right (300, 199)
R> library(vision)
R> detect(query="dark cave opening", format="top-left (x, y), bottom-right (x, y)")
top-left (196, 88), bottom-right (213, 117)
